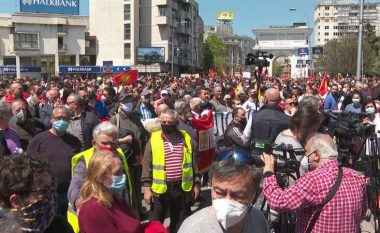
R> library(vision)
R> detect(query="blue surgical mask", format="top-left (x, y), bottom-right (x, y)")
top-left (121, 102), bottom-right (133, 112)
top-left (366, 107), bottom-right (376, 115)
top-left (53, 120), bottom-right (69, 134)
top-left (108, 174), bottom-right (126, 193)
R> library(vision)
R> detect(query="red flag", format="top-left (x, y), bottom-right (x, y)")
top-left (221, 65), bottom-right (227, 77)
top-left (113, 70), bottom-right (138, 86)
top-left (208, 69), bottom-right (216, 77)
top-left (191, 110), bottom-right (215, 173)
top-left (318, 73), bottom-right (329, 96)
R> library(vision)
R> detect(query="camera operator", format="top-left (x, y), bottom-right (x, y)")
top-left (261, 133), bottom-right (367, 233)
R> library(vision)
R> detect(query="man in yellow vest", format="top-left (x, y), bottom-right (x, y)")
top-left (67, 121), bottom-right (134, 233)
top-left (142, 109), bottom-right (200, 233)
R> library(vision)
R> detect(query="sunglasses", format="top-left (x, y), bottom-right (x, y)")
top-left (217, 150), bottom-right (254, 165)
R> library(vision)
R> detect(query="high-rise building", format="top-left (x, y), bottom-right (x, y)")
top-left (204, 12), bottom-right (255, 75)
top-left (89, 0), bottom-right (204, 75)
top-left (315, 0), bottom-right (380, 45)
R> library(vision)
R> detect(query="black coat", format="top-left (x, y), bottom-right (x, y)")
top-left (250, 104), bottom-right (290, 145)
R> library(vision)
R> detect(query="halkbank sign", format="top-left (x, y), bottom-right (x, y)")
top-left (20, 0), bottom-right (79, 15)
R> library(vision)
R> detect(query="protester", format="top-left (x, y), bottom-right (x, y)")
top-left (178, 149), bottom-right (269, 233)
top-left (39, 89), bottom-right (60, 129)
top-left (27, 106), bottom-right (82, 217)
top-left (67, 122), bottom-right (134, 233)
top-left (77, 151), bottom-right (144, 233)
top-left (345, 91), bottom-right (363, 113)
top-left (223, 107), bottom-right (250, 151)
top-left (0, 155), bottom-right (74, 233)
top-left (142, 109), bottom-right (200, 233)
top-left (0, 101), bottom-right (23, 156)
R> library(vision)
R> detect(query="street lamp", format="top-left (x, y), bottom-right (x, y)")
top-left (171, 20), bottom-right (187, 76)
top-left (290, 8), bottom-right (311, 77)
top-left (289, 8), bottom-right (310, 27)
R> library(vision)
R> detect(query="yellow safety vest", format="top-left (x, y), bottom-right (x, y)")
top-left (151, 130), bottom-right (193, 194)
top-left (67, 147), bottom-right (133, 233)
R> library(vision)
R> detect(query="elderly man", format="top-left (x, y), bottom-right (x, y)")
top-left (142, 109), bottom-right (200, 233)
top-left (262, 133), bottom-right (367, 233)
top-left (9, 99), bottom-right (41, 149)
top-left (39, 89), bottom-right (60, 129)
top-left (67, 122), bottom-right (134, 233)
top-left (210, 85), bottom-right (228, 112)
top-left (0, 101), bottom-right (22, 156)
top-left (178, 149), bottom-right (269, 233)
top-left (27, 106), bottom-right (82, 218)
top-left (66, 93), bottom-right (99, 150)
top-left (143, 103), bottom-right (169, 133)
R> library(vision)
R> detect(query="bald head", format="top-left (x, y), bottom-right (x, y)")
top-left (265, 88), bottom-right (281, 104)
top-left (156, 104), bottom-right (169, 116)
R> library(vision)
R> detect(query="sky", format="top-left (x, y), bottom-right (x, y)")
top-left (0, 0), bottom-right (315, 37)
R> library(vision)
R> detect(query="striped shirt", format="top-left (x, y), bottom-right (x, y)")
top-left (163, 136), bottom-right (184, 181)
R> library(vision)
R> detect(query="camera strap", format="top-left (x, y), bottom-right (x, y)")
top-left (305, 165), bottom-right (343, 233)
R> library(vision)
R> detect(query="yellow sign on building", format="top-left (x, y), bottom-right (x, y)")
top-left (217, 11), bottom-right (234, 20)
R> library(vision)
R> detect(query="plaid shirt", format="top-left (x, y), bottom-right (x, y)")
top-left (263, 160), bottom-right (366, 233)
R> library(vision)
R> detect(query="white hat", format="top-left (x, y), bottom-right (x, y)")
top-left (160, 90), bottom-right (169, 95)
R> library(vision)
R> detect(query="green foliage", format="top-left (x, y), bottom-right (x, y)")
top-left (316, 36), bottom-right (375, 76)
top-left (272, 60), bottom-right (283, 77)
top-left (203, 35), bottom-right (227, 72)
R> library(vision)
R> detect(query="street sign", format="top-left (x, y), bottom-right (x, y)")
top-left (59, 66), bottom-right (102, 73)
top-left (297, 60), bottom-right (304, 65)
top-left (297, 48), bottom-right (309, 56)
top-left (0, 66), bottom-right (41, 73)
top-left (312, 47), bottom-right (324, 55)
top-left (306, 60), bottom-right (312, 65)
top-left (112, 66), bottom-right (130, 72)
top-left (103, 61), bottom-right (113, 73)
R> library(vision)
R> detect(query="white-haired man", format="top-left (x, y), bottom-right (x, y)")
top-left (67, 122), bottom-right (134, 233)
top-left (262, 133), bottom-right (367, 233)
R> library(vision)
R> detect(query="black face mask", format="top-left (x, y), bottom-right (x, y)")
top-left (161, 124), bottom-right (177, 134)
top-left (239, 118), bottom-right (247, 129)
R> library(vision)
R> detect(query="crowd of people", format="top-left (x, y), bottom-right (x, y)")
top-left (0, 72), bottom-right (377, 233)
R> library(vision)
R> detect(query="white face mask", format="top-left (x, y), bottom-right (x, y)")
top-left (212, 199), bottom-right (250, 229)
top-left (300, 155), bottom-right (314, 172)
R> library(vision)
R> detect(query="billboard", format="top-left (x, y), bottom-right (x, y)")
top-left (20, 0), bottom-right (80, 15)
top-left (312, 46), bottom-right (324, 55)
top-left (217, 11), bottom-right (234, 20)
top-left (137, 47), bottom-right (165, 64)
top-left (103, 61), bottom-right (113, 73)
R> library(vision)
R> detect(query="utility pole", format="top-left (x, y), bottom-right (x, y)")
top-left (356, 0), bottom-right (364, 81)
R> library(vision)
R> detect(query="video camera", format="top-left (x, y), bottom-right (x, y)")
top-left (327, 111), bottom-right (375, 139)
top-left (245, 51), bottom-right (274, 67)
top-left (251, 141), bottom-right (304, 175)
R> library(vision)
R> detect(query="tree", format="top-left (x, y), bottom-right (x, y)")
top-left (364, 22), bottom-right (380, 76)
top-left (272, 60), bottom-right (282, 77)
top-left (316, 36), bottom-right (374, 76)
top-left (203, 35), bottom-right (227, 72)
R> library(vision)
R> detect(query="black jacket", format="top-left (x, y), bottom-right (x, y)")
top-left (80, 110), bottom-right (100, 150)
top-left (224, 122), bottom-right (250, 152)
top-left (251, 104), bottom-right (290, 145)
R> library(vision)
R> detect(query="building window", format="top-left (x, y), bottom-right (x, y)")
top-left (325, 6), bottom-right (329, 10)
top-left (325, 26), bottom-right (329, 29)
top-left (325, 32), bottom-right (329, 36)
top-left (124, 43), bottom-right (130, 59)
top-left (124, 4), bottom-right (130, 20)
top-left (159, 7), bottom-right (166, 16)
top-left (124, 24), bottom-right (131, 40)
top-left (14, 33), bottom-right (38, 50)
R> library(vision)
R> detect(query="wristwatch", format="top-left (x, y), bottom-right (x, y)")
top-left (263, 171), bottom-right (274, 178)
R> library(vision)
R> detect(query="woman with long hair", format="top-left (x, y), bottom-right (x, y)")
top-left (77, 151), bottom-right (143, 233)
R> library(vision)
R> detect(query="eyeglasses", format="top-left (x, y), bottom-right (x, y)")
top-left (217, 150), bottom-right (254, 165)
top-left (305, 150), bottom-right (316, 158)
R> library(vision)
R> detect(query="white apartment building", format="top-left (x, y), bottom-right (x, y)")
top-left (0, 12), bottom-right (89, 79)
top-left (89, 0), bottom-right (204, 75)
top-left (315, 0), bottom-right (380, 46)
top-left (204, 23), bottom-right (255, 75)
